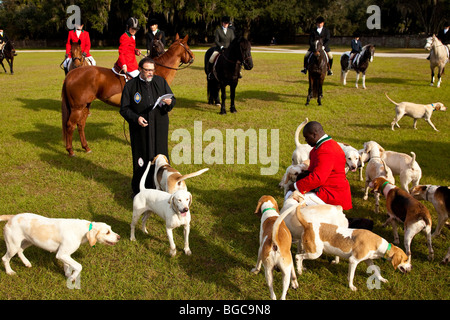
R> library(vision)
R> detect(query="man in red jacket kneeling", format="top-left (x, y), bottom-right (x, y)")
top-left (293, 121), bottom-right (352, 210)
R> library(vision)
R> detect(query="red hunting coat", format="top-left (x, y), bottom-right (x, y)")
top-left (116, 31), bottom-right (139, 72)
top-left (295, 137), bottom-right (353, 210)
top-left (65, 30), bottom-right (92, 57)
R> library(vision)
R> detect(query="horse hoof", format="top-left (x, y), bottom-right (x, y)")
top-left (230, 107), bottom-right (237, 113)
top-left (219, 110), bottom-right (227, 115)
top-left (84, 147), bottom-right (92, 153)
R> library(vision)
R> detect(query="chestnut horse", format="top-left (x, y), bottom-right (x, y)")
top-left (62, 34), bottom-right (194, 157)
top-left (68, 40), bottom-right (91, 72)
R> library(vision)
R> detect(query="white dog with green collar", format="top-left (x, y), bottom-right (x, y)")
top-left (0, 213), bottom-right (120, 282)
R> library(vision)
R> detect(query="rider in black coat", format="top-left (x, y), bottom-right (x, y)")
top-left (301, 17), bottom-right (334, 76)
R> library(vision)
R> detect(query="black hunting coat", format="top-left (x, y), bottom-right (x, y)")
top-left (308, 26), bottom-right (331, 52)
top-left (120, 75), bottom-right (175, 194)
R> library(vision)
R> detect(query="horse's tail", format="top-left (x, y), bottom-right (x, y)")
top-left (384, 92), bottom-right (398, 105)
top-left (61, 80), bottom-right (71, 142)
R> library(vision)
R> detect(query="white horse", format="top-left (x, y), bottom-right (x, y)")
top-left (424, 35), bottom-right (449, 88)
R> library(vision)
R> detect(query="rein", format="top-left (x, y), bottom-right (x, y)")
top-left (153, 41), bottom-right (194, 70)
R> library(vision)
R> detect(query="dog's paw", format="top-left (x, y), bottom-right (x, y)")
top-left (169, 248), bottom-right (177, 257)
top-left (250, 268), bottom-right (260, 274)
top-left (184, 248), bottom-right (192, 256)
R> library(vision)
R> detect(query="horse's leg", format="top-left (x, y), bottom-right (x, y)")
top-left (355, 72), bottom-right (360, 88)
top-left (362, 71), bottom-right (366, 89)
top-left (65, 108), bottom-right (84, 157)
top-left (306, 81), bottom-right (311, 106)
top-left (230, 82), bottom-right (237, 113)
top-left (437, 66), bottom-right (443, 88)
top-left (219, 85), bottom-right (227, 115)
top-left (77, 105), bottom-right (92, 153)
top-left (430, 67), bottom-right (435, 86)
top-left (0, 60), bottom-right (6, 73)
top-left (7, 58), bottom-right (13, 75)
top-left (317, 81), bottom-right (323, 106)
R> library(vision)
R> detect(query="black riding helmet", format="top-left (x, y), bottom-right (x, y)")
top-left (126, 17), bottom-right (140, 30)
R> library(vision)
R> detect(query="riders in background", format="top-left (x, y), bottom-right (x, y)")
top-left (206, 16), bottom-right (236, 76)
top-left (146, 18), bottom-right (166, 56)
top-left (348, 33), bottom-right (362, 68)
top-left (63, 23), bottom-right (96, 75)
top-left (0, 29), bottom-right (9, 59)
top-left (116, 17), bottom-right (142, 78)
top-left (301, 16), bottom-right (334, 76)
top-left (437, 21), bottom-right (450, 49)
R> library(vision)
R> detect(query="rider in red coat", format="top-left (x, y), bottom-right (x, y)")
top-left (63, 23), bottom-right (95, 74)
top-left (294, 121), bottom-right (352, 210)
top-left (116, 17), bottom-right (142, 78)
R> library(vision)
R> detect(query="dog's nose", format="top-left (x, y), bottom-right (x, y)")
top-left (181, 208), bottom-right (189, 213)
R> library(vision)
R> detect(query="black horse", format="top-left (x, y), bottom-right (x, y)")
top-left (340, 44), bottom-right (375, 89)
top-left (204, 37), bottom-right (253, 114)
top-left (306, 39), bottom-right (327, 106)
top-left (0, 40), bottom-right (17, 75)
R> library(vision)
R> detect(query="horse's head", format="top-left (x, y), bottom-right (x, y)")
top-left (362, 44), bottom-right (375, 62)
top-left (70, 39), bottom-right (84, 68)
top-left (239, 38), bottom-right (253, 70)
top-left (174, 34), bottom-right (195, 65)
top-left (149, 34), bottom-right (165, 58)
top-left (313, 39), bottom-right (324, 57)
top-left (424, 36), bottom-right (433, 51)
top-left (5, 40), bottom-right (16, 57)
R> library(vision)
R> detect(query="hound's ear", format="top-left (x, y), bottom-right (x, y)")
top-left (168, 195), bottom-right (173, 204)
top-left (188, 192), bottom-right (192, 207)
top-left (86, 225), bottom-right (98, 247)
top-left (254, 200), bottom-right (262, 216)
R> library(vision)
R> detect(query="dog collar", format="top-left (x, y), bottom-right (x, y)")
top-left (262, 208), bottom-right (276, 214)
top-left (431, 103), bottom-right (436, 111)
top-left (89, 222), bottom-right (95, 248)
top-left (383, 243), bottom-right (392, 260)
top-left (380, 181), bottom-right (390, 193)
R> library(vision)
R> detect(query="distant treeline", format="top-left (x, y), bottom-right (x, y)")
top-left (0, 0), bottom-right (448, 45)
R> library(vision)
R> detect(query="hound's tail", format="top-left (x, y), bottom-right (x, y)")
top-left (272, 205), bottom-right (298, 250)
top-left (409, 152), bottom-right (416, 169)
top-left (139, 161), bottom-right (152, 192)
top-left (294, 118), bottom-right (309, 148)
top-left (0, 215), bottom-right (14, 222)
top-left (384, 92), bottom-right (398, 105)
top-left (177, 168), bottom-right (209, 183)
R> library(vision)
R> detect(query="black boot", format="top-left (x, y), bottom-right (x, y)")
top-left (327, 58), bottom-right (333, 75)
top-left (301, 55), bottom-right (307, 74)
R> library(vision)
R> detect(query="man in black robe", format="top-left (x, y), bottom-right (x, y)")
top-left (120, 57), bottom-right (176, 195)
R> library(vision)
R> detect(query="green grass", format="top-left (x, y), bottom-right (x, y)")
top-left (0, 47), bottom-right (449, 300)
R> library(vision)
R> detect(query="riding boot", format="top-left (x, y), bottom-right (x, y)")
top-left (207, 62), bottom-right (214, 80)
top-left (327, 58), bottom-right (333, 76)
top-left (301, 55), bottom-right (307, 74)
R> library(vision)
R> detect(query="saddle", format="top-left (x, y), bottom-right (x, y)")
top-left (112, 62), bottom-right (133, 81)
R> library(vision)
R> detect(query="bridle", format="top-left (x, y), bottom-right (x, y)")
top-left (153, 40), bottom-right (194, 70)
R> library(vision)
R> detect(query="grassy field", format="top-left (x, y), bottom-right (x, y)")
top-left (0, 45), bottom-right (449, 301)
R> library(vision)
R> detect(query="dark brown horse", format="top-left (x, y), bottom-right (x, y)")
top-left (306, 39), bottom-right (327, 106)
top-left (61, 34), bottom-right (194, 157)
top-left (0, 40), bottom-right (17, 74)
top-left (147, 33), bottom-right (165, 58)
top-left (68, 40), bottom-right (90, 72)
top-left (204, 37), bottom-right (253, 114)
